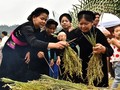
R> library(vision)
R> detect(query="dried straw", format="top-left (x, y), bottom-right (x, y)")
top-left (82, 31), bottom-right (104, 86)
top-left (62, 46), bottom-right (82, 81)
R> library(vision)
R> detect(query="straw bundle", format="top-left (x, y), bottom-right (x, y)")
top-left (1, 75), bottom-right (98, 90)
top-left (82, 31), bottom-right (104, 86)
top-left (62, 46), bottom-right (82, 81)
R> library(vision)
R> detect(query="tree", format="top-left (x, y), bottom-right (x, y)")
top-left (69, 0), bottom-right (120, 28)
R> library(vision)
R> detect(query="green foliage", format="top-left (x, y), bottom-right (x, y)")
top-left (69, 0), bottom-right (120, 28)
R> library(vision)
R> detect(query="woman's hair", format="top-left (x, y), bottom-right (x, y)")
top-left (77, 10), bottom-right (95, 22)
top-left (2, 31), bottom-right (8, 36)
top-left (27, 7), bottom-right (49, 21)
top-left (94, 12), bottom-right (100, 16)
top-left (45, 19), bottom-right (58, 28)
top-left (59, 13), bottom-right (72, 23)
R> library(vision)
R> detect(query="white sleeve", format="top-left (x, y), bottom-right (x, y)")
top-left (0, 36), bottom-right (9, 49)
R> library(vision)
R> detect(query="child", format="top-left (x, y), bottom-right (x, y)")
top-left (44, 19), bottom-right (61, 78)
top-left (109, 26), bottom-right (120, 89)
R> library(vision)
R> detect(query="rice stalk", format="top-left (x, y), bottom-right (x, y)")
top-left (87, 54), bottom-right (104, 86)
top-left (82, 31), bottom-right (104, 86)
top-left (62, 46), bottom-right (82, 81)
top-left (1, 75), bottom-right (98, 90)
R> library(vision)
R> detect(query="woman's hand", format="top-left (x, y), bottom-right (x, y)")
top-left (48, 41), bottom-right (69, 49)
top-left (109, 38), bottom-right (120, 48)
top-left (57, 32), bottom-right (67, 41)
top-left (56, 56), bottom-right (61, 66)
top-left (110, 38), bottom-right (118, 45)
top-left (93, 43), bottom-right (106, 54)
top-left (56, 41), bottom-right (69, 49)
top-left (37, 51), bottom-right (44, 59)
top-left (24, 52), bottom-right (30, 64)
top-left (68, 23), bottom-right (74, 32)
top-left (50, 59), bottom-right (54, 66)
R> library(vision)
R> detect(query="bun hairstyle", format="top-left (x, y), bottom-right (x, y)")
top-left (45, 19), bottom-right (58, 28)
top-left (59, 13), bottom-right (72, 23)
top-left (77, 10), bottom-right (95, 22)
top-left (27, 7), bottom-right (49, 21)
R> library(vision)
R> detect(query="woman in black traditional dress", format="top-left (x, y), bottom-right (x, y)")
top-left (57, 13), bottom-right (79, 81)
top-left (0, 7), bottom-right (68, 82)
top-left (69, 10), bottom-right (113, 87)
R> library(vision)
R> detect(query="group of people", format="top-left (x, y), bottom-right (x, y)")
top-left (0, 7), bottom-right (120, 89)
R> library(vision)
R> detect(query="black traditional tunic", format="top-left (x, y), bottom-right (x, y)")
top-left (0, 21), bottom-right (48, 82)
top-left (29, 30), bottom-right (58, 76)
top-left (68, 27), bottom-right (113, 87)
top-left (58, 29), bottom-right (79, 80)
top-left (58, 29), bottom-right (78, 53)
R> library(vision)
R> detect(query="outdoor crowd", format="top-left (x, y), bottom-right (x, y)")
top-left (0, 7), bottom-right (120, 90)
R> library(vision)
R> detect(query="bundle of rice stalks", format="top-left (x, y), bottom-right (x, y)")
top-left (1, 75), bottom-right (98, 90)
top-left (82, 31), bottom-right (104, 86)
top-left (62, 46), bottom-right (82, 81)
